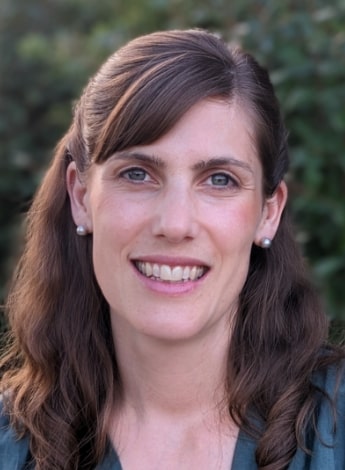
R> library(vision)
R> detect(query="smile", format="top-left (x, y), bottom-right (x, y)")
top-left (134, 261), bottom-right (208, 282)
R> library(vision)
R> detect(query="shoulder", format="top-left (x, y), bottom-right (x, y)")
top-left (0, 398), bottom-right (31, 470)
top-left (286, 362), bottom-right (345, 469)
top-left (0, 397), bottom-right (121, 470)
top-left (307, 362), bottom-right (345, 468)
top-left (313, 360), bottom-right (345, 419)
top-left (319, 360), bottom-right (345, 418)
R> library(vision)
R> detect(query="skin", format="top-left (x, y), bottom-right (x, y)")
top-left (67, 99), bottom-right (287, 469)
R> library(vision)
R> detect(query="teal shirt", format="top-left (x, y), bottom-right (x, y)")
top-left (1, 366), bottom-right (345, 469)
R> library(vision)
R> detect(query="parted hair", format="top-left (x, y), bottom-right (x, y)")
top-left (1, 29), bottom-right (343, 469)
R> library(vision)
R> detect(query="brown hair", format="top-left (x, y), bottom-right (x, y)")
top-left (1, 29), bottom-right (343, 469)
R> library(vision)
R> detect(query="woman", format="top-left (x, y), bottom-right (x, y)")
top-left (0, 29), bottom-right (344, 470)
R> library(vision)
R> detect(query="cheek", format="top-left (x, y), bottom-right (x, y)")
top-left (90, 195), bottom-right (151, 251)
top-left (207, 199), bottom-right (263, 246)
top-left (93, 192), bottom-right (122, 221)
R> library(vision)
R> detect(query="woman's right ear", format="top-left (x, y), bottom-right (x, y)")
top-left (66, 162), bottom-right (92, 232)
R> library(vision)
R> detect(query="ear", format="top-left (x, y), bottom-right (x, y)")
top-left (254, 181), bottom-right (288, 246)
top-left (66, 162), bottom-right (92, 232)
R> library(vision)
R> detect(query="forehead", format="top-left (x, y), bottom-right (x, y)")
top-left (88, 99), bottom-right (264, 192)
top-left (129, 99), bottom-right (259, 167)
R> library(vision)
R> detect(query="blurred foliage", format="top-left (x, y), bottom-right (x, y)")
top-left (0, 0), bottom-right (344, 339)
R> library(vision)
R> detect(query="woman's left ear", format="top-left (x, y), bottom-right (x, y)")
top-left (254, 181), bottom-right (288, 247)
top-left (66, 162), bottom-right (92, 232)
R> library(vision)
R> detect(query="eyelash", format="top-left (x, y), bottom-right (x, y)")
top-left (119, 167), bottom-right (151, 182)
top-left (119, 167), bottom-right (239, 190)
top-left (205, 172), bottom-right (238, 189)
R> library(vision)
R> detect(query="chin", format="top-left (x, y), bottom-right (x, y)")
top-left (135, 316), bottom-right (214, 343)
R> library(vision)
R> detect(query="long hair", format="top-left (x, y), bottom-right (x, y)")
top-left (1, 29), bottom-right (342, 469)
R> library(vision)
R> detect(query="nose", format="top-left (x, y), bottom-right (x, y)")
top-left (151, 184), bottom-right (199, 243)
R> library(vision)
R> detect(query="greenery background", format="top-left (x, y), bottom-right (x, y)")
top-left (1, 0), bottom-right (344, 339)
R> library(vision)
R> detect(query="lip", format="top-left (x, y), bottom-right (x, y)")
top-left (130, 255), bottom-right (210, 295)
top-left (130, 255), bottom-right (209, 267)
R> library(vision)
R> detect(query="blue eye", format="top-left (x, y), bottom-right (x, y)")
top-left (122, 168), bottom-right (148, 181)
top-left (210, 173), bottom-right (233, 186)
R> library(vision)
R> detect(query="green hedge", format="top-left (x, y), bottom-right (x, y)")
top-left (1, 0), bottom-right (344, 338)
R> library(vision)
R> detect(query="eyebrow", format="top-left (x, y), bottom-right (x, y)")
top-left (110, 151), bottom-right (165, 168)
top-left (111, 151), bottom-right (254, 174)
top-left (192, 157), bottom-right (254, 174)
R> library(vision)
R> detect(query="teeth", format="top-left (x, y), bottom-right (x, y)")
top-left (171, 266), bottom-right (183, 281)
top-left (152, 264), bottom-right (160, 277)
top-left (161, 265), bottom-right (171, 281)
top-left (182, 267), bottom-right (190, 280)
top-left (190, 266), bottom-right (197, 281)
top-left (135, 262), bottom-right (206, 282)
top-left (146, 263), bottom-right (153, 277)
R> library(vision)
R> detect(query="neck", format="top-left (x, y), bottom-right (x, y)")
top-left (111, 318), bottom-right (231, 419)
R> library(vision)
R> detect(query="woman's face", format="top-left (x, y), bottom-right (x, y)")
top-left (68, 99), bottom-right (286, 343)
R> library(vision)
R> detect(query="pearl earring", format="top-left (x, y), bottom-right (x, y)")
top-left (261, 237), bottom-right (272, 248)
top-left (76, 225), bottom-right (87, 236)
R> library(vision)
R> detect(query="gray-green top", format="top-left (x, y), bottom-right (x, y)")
top-left (1, 366), bottom-right (345, 469)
